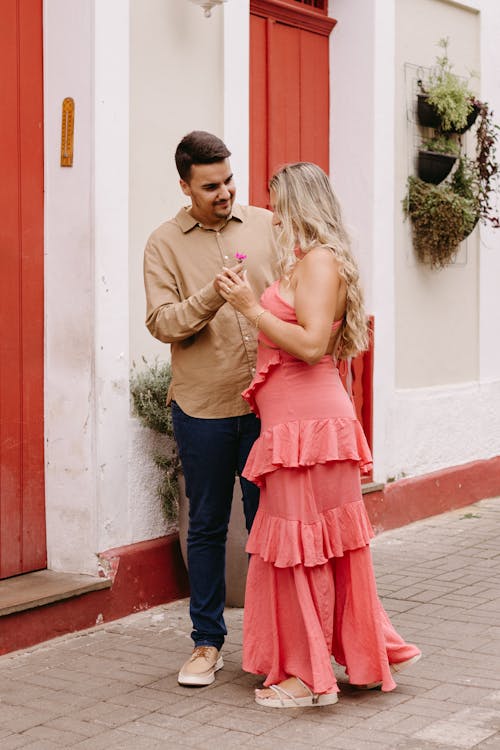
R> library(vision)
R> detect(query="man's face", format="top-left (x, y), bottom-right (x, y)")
top-left (180, 159), bottom-right (236, 229)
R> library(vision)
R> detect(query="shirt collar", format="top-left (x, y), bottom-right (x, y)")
top-left (176, 203), bottom-right (244, 234)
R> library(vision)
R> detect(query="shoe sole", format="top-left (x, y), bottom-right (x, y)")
top-left (391, 653), bottom-right (421, 673)
top-left (178, 655), bottom-right (224, 686)
top-left (352, 653), bottom-right (422, 690)
top-left (255, 691), bottom-right (338, 709)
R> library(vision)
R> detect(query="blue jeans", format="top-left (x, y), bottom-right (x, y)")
top-left (171, 401), bottom-right (260, 650)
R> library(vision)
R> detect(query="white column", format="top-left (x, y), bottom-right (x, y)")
top-left (223, 0), bottom-right (250, 203)
top-left (330, 0), bottom-right (396, 482)
top-left (93, 0), bottom-right (132, 552)
top-left (44, 0), bottom-right (96, 572)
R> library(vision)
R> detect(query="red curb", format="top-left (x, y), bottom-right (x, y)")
top-left (0, 534), bottom-right (189, 656)
top-left (364, 455), bottom-right (500, 534)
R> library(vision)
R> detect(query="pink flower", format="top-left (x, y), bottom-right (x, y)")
top-left (235, 252), bottom-right (247, 261)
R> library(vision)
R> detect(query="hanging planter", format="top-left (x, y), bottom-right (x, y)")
top-left (406, 40), bottom-right (500, 270)
top-left (417, 94), bottom-right (442, 129)
top-left (417, 150), bottom-right (457, 184)
top-left (417, 134), bottom-right (459, 184)
top-left (403, 176), bottom-right (478, 269)
top-left (417, 38), bottom-right (477, 134)
top-left (417, 93), bottom-right (480, 135)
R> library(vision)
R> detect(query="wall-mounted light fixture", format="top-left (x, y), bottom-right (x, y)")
top-left (188, 0), bottom-right (226, 18)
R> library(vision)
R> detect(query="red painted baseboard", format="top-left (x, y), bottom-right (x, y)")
top-left (1, 456), bottom-right (499, 656)
top-left (364, 456), bottom-right (500, 534)
top-left (0, 534), bottom-right (189, 656)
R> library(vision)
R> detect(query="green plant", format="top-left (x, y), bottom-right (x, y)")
top-left (421, 134), bottom-right (459, 155)
top-left (403, 176), bottom-right (477, 269)
top-left (130, 359), bottom-right (180, 521)
top-left (423, 38), bottom-right (475, 132)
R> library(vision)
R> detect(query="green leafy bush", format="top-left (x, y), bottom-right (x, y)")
top-left (404, 176), bottom-right (477, 269)
top-left (130, 359), bottom-right (180, 521)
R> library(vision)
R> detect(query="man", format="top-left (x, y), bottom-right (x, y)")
top-left (144, 131), bottom-right (278, 686)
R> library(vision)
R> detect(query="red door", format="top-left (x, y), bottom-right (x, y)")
top-left (0, 0), bottom-right (46, 578)
top-left (250, 0), bottom-right (336, 206)
top-left (249, 1), bottom-right (373, 472)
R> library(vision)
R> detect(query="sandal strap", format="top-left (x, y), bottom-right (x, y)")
top-left (268, 684), bottom-right (300, 705)
top-left (295, 677), bottom-right (314, 697)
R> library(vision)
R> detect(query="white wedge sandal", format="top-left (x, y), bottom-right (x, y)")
top-left (254, 677), bottom-right (338, 709)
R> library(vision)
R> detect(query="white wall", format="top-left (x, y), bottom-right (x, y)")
top-left (128, 0), bottom-right (225, 368)
top-left (331, 0), bottom-right (500, 483)
top-left (331, 0), bottom-right (397, 483)
top-left (478, 0), bottom-right (500, 381)
top-left (44, 0), bottom-right (170, 574)
top-left (44, 0), bottom-right (97, 572)
top-left (394, 0), bottom-right (480, 389)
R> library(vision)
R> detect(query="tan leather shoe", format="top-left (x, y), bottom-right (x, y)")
top-left (177, 646), bottom-right (224, 686)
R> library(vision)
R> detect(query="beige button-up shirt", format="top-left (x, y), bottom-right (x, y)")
top-left (144, 203), bottom-right (279, 418)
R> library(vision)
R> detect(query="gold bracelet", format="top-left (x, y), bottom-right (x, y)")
top-left (253, 309), bottom-right (268, 329)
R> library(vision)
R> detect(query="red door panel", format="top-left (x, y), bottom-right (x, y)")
top-left (268, 23), bottom-right (301, 172)
top-left (0, 0), bottom-right (46, 578)
top-left (250, 14), bottom-right (269, 209)
top-left (299, 29), bottom-right (329, 172)
top-left (250, 2), bottom-right (333, 205)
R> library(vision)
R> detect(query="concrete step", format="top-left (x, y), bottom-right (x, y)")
top-left (0, 570), bottom-right (111, 617)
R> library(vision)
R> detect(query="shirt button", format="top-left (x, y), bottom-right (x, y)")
top-left (224, 255), bottom-right (229, 259)
top-left (251, 367), bottom-right (256, 374)
top-left (244, 335), bottom-right (249, 341)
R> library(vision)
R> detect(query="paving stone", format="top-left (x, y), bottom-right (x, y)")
top-left (20, 723), bottom-right (87, 746)
top-left (1, 497), bottom-right (500, 750)
top-left (414, 718), bottom-right (497, 748)
top-left (0, 735), bottom-right (36, 749)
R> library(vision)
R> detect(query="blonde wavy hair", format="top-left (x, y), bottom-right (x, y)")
top-left (269, 162), bottom-right (368, 359)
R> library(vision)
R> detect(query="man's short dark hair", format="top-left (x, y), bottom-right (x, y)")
top-left (175, 131), bottom-right (231, 182)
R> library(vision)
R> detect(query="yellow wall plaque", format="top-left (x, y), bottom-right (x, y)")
top-left (60, 97), bottom-right (75, 167)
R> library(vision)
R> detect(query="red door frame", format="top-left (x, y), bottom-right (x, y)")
top-left (0, 0), bottom-right (46, 578)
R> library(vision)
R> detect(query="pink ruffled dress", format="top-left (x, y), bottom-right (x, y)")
top-left (241, 280), bottom-right (420, 694)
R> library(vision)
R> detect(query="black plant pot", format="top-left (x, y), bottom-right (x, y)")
top-left (450, 103), bottom-right (480, 135)
top-left (417, 93), bottom-right (480, 134)
top-left (417, 150), bottom-right (457, 184)
top-left (417, 94), bottom-right (442, 128)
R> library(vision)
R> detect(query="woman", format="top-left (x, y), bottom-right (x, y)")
top-left (216, 163), bottom-right (420, 709)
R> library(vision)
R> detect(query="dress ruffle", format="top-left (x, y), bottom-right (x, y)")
top-left (242, 417), bottom-right (373, 486)
top-left (246, 499), bottom-right (374, 568)
top-left (241, 347), bottom-right (280, 417)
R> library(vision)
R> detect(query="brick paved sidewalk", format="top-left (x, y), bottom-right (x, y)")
top-left (1, 497), bottom-right (500, 750)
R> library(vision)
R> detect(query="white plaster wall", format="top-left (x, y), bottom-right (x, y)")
top-left (45, 0), bottom-right (171, 574)
top-left (385, 380), bottom-right (500, 479)
top-left (478, 0), bottom-right (500, 381)
top-left (129, 0), bottom-right (225, 368)
top-left (93, 0), bottom-right (137, 553)
top-left (330, 0), bottom-right (397, 483)
top-left (127, 0), bottom-right (226, 543)
top-left (395, 0), bottom-right (480, 389)
top-left (224, 0), bottom-right (250, 204)
top-left (331, 0), bottom-right (500, 483)
top-left (44, 0), bottom-right (97, 573)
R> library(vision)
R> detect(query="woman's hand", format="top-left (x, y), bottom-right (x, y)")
top-left (215, 266), bottom-right (261, 319)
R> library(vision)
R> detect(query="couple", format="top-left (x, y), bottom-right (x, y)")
top-left (144, 131), bottom-right (420, 709)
